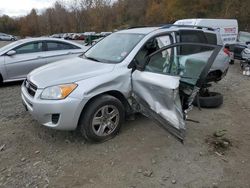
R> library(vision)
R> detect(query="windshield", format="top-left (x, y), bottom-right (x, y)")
top-left (238, 32), bottom-right (250, 43)
top-left (84, 33), bottom-right (145, 63)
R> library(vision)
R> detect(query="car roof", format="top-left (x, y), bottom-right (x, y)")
top-left (0, 37), bottom-right (86, 55)
top-left (15, 37), bottom-right (84, 48)
top-left (117, 27), bottom-right (160, 34)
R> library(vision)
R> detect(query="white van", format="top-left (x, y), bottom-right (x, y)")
top-left (174, 19), bottom-right (238, 45)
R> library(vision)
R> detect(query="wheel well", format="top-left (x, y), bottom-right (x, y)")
top-left (77, 90), bottom-right (132, 129)
top-left (0, 73), bottom-right (3, 83)
top-left (206, 70), bottom-right (223, 82)
top-left (104, 91), bottom-right (132, 113)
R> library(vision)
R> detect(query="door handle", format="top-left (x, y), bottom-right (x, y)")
top-left (36, 56), bottom-right (44, 59)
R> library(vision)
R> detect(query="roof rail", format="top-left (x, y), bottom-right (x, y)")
top-left (160, 24), bottom-right (215, 31)
top-left (127, 25), bottom-right (157, 29)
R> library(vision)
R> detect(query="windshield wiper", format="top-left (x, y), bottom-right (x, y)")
top-left (86, 56), bottom-right (100, 62)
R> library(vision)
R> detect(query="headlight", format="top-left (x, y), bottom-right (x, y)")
top-left (41, 83), bottom-right (78, 100)
top-left (243, 48), bottom-right (250, 54)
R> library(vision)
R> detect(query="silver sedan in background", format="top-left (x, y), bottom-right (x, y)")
top-left (0, 33), bottom-right (17, 41)
top-left (0, 38), bottom-right (89, 83)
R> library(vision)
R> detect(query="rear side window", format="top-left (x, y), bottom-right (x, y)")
top-left (178, 30), bottom-right (208, 55)
top-left (46, 41), bottom-right (80, 51)
top-left (205, 33), bottom-right (217, 45)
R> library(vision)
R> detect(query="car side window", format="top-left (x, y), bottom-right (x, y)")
top-left (134, 34), bottom-right (172, 67)
top-left (145, 44), bottom-right (215, 85)
top-left (145, 47), bottom-right (178, 75)
top-left (46, 42), bottom-right (79, 51)
top-left (204, 33), bottom-right (217, 45)
top-left (14, 42), bottom-right (43, 54)
top-left (177, 30), bottom-right (208, 55)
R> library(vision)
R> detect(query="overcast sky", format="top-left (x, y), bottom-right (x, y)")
top-left (0, 0), bottom-right (70, 17)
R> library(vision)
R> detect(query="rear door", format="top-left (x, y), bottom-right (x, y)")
top-left (44, 41), bottom-right (83, 63)
top-left (131, 43), bottom-right (221, 141)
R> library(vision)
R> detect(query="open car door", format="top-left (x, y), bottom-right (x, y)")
top-left (131, 42), bottom-right (222, 141)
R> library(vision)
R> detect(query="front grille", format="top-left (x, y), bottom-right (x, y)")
top-left (24, 79), bottom-right (37, 97)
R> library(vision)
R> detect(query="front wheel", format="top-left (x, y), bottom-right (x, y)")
top-left (78, 95), bottom-right (125, 142)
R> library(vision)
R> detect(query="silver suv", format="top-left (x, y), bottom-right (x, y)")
top-left (21, 26), bottom-right (225, 142)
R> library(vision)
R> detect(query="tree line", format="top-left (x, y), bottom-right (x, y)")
top-left (0, 0), bottom-right (249, 37)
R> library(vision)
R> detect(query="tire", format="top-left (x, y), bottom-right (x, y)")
top-left (229, 60), bottom-right (234, 64)
top-left (193, 92), bottom-right (223, 108)
top-left (0, 74), bottom-right (3, 86)
top-left (78, 95), bottom-right (125, 142)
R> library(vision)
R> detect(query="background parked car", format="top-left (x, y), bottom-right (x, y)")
top-left (0, 33), bottom-right (17, 41)
top-left (76, 33), bottom-right (85, 40)
top-left (174, 19), bottom-right (238, 45)
top-left (100, 32), bottom-right (112, 37)
top-left (51, 33), bottom-right (64, 38)
top-left (0, 37), bottom-right (89, 83)
top-left (229, 31), bottom-right (250, 63)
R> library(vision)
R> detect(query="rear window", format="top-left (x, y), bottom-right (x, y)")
top-left (178, 30), bottom-right (208, 55)
top-left (205, 33), bottom-right (217, 45)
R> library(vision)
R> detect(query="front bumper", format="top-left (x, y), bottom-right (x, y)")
top-left (21, 83), bottom-right (84, 130)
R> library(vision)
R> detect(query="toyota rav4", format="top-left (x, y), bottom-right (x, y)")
top-left (21, 26), bottom-right (228, 142)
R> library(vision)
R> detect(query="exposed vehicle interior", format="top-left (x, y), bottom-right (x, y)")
top-left (134, 39), bottom-right (216, 113)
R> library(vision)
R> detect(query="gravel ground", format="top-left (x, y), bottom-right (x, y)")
top-left (0, 41), bottom-right (250, 188)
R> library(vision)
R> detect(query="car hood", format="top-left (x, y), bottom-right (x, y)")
top-left (28, 57), bottom-right (116, 88)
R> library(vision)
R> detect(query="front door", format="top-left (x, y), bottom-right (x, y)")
top-left (4, 41), bottom-right (45, 80)
top-left (131, 43), bottom-right (221, 141)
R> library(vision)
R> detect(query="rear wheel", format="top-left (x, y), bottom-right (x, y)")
top-left (78, 95), bottom-right (125, 142)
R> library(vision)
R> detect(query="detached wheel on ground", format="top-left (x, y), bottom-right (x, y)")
top-left (193, 92), bottom-right (223, 108)
top-left (78, 95), bottom-right (125, 142)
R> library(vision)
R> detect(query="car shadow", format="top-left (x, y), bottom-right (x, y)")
top-left (29, 113), bottom-right (147, 145)
top-left (0, 81), bottom-right (23, 88)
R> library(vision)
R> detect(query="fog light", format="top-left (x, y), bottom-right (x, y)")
top-left (51, 114), bottom-right (60, 124)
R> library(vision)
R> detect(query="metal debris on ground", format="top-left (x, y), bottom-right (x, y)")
top-left (0, 144), bottom-right (6, 151)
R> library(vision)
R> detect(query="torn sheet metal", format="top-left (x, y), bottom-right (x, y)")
top-left (131, 70), bottom-right (185, 140)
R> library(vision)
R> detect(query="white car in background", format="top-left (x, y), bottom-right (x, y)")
top-left (0, 38), bottom-right (89, 83)
top-left (0, 33), bottom-right (17, 41)
top-left (174, 19), bottom-right (238, 45)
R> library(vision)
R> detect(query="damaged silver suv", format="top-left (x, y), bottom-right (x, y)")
top-left (21, 26), bottom-right (224, 142)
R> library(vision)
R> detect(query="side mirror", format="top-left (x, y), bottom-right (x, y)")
top-left (6, 50), bottom-right (16, 56)
top-left (246, 41), bottom-right (250, 45)
top-left (128, 58), bottom-right (146, 71)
